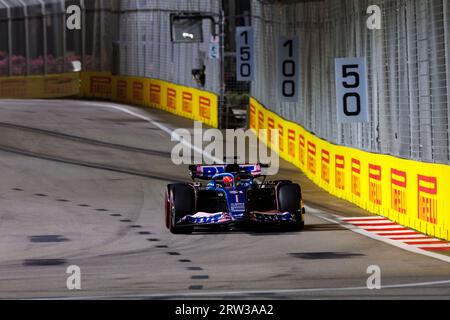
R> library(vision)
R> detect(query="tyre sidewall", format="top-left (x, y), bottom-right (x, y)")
top-left (277, 183), bottom-right (304, 229)
top-left (169, 184), bottom-right (195, 234)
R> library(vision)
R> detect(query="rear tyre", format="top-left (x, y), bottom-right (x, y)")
top-left (168, 184), bottom-right (195, 234)
top-left (277, 183), bottom-right (304, 231)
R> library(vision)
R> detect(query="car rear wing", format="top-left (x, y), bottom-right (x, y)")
top-left (189, 164), bottom-right (264, 180)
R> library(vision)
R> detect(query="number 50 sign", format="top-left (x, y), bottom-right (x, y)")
top-left (335, 58), bottom-right (369, 123)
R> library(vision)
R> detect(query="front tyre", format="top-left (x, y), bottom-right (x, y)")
top-left (168, 184), bottom-right (194, 234)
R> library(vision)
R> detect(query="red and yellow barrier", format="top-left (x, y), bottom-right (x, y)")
top-left (0, 72), bottom-right (218, 128)
top-left (0, 73), bottom-right (80, 99)
top-left (250, 97), bottom-right (450, 241)
top-left (80, 72), bottom-right (218, 128)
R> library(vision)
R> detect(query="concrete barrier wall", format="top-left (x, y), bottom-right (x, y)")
top-left (250, 97), bottom-right (450, 241)
top-left (80, 72), bottom-right (218, 128)
top-left (0, 73), bottom-right (80, 99)
top-left (0, 72), bottom-right (219, 128)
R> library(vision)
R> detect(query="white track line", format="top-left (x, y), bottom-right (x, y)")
top-left (46, 278), bottom-right (450, 300)
top-left (417, 244), bottom-right (450, 248)
top-left (404, 239), bottom-right (447, 243)
top-left (352, 222), bottom-right (396, 225)
top-left (84, 101), bottom-right (223, 164)
top-left (355, 225), bottom-right (405, 230)
top-left (81, 100), bottom-right (450, 265)
top-left (377, 230), bottom-right (419, 234)
top-left (390, 235), bottom-right (430, 239)
top-left (342, 217), bottom-right (388, 221)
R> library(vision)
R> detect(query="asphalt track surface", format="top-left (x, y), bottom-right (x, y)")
top-left (0, 99), bottom-right (449, 300)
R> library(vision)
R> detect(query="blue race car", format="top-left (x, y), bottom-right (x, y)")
top-left (165, 163), bottom-right (305, 234)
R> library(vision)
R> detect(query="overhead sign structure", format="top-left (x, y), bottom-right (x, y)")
top-left (277, 36), bottom-right (300, 102)
top-left (235, 27), bottom-right (254, 81)
top-left (335, 58), bottom-right (369, 123)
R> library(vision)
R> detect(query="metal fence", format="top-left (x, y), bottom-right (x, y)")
top-left (251, 0), bottom-right (450, 165)
top-left (115, 0), bottom-right (221, 95)
top-left (223, 5), bottom-right (252, 128)
top-left (2, 0), bottom-right (450, 164)
top-left (0, 0), bottom-right (221, 91)
top-left (0, 0), bottom-right (245, 128)
top-left (0, 0), bottom-right (113, 77)
top-left (115, 0), bottom-right (255, 128)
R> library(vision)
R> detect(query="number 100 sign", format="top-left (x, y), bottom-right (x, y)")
top-left (335, 58), bottom-right (369, 123)
top-left (278, 36), bottom-right (300, 102)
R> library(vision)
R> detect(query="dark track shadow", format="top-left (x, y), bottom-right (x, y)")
top-left (189, 225), bottom-right (301, 236)
top-left (187, 223), bottom-right (345, 236)
top-left (303, 223), bottom-right (346, 232)
top-left (288, 252), bottom-right (365, 260)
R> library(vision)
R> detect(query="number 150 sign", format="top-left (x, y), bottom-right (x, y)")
top-left (236, 27), bottom-right (254, 81)
top-left (335, 58), bottom-right (369, 123)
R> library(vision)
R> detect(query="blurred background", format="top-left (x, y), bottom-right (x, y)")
top-left (0, 0), bottom-right (449, 165)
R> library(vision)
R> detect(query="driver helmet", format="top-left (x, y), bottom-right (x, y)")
top-left (223, 175), bottom-right (233, 188)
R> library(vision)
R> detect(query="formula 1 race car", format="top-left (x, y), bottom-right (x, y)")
top-left (164, 163), bottom-right (305, 234)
